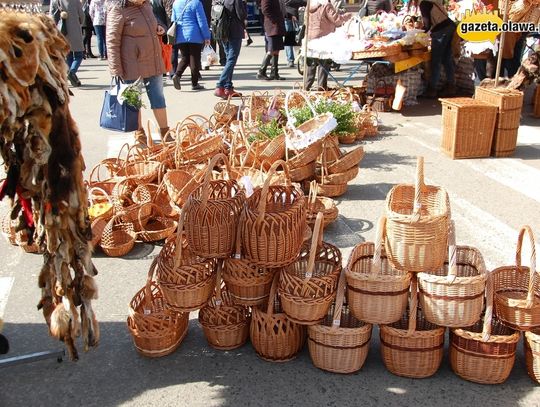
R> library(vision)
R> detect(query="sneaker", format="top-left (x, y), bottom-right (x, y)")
top-left (192, 84), bottom-right (205, 91)
top-left (287, 61), bottom-right (295, 68)
top-left (172, 74), bottom-right (181, 90)
top-left (214, 87), bottom-right (226, 98)
top-left (224, 88), bottom-right (242, 98)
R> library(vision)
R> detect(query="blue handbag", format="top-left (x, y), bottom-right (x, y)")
top-left (99, 80), bottom-right (139, 132)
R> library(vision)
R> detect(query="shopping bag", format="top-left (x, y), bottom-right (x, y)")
top-left (99, 80), bottom-right (139, 132)
top-left (201, 44), bottom-right (218, 67)
top-left (161, 40), bottom-right (173, 73)
top-left (166, 22), bottom-right (176, 45)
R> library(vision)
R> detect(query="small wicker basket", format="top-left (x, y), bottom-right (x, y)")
top-left (100, 214), bottom-right (136, 257)
top-left (279, 213), bottom-right (342, 325)
top-left (127, 260), bottom-right (189, 358)
top-left (308, 269), bottom-right (372, 374)
top-left (199, 263), bottom-right (251, 350)
top-left (250, 272), bottom-right (306, 362)
top-left (346, 217), bottom-right (411, 324)
top-left (492, 225), bottom-right (540, 331)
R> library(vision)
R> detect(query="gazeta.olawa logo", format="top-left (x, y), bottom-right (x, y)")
top-left (458, 10), bottom-right (539, 43)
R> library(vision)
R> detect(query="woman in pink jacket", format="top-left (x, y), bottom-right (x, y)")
top-left (106, 0), bottom-right (170, 144)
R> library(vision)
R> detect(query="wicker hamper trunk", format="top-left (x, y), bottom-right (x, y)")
top-left (474, 87), bottom-right (523, 157)
top-left (439, 97), bottom-right (497, 159)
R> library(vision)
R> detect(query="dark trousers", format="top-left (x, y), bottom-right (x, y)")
top-left (430, 24), bottom-right (456, 89)
top-left (82, 26), bottom-right (93, 53)
top-left (306, 58), bottom-right (332, 90)
top-left (175, 42), bottom-right (202, 86)
top-left (94, 25), bottom-right (106, 58)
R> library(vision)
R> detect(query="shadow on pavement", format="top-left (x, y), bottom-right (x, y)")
top-left (344, 183), bottom-right (394, 201)
top-left (510, 145), bottom-right (540, 160)
top-left (361, 150), bottom-right (413, 172)
top-left (0, 321), bottom-right (537, 407)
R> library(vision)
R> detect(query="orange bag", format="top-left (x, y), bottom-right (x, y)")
top-left (161, 40), bottom-right (173, 73)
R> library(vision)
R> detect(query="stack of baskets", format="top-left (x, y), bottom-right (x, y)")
top-left (474, 87), bottom-right (524, 157)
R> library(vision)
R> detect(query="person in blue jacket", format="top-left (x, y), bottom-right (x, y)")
top-left (171, 0), bottom-right (211, 90)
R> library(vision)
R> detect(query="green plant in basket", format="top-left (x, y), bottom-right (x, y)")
top-left (248, 118), bottom-right (283, 143)
top-left (287, 98), bottom-right (356, 135)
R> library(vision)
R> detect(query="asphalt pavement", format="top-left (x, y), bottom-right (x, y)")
top-left (1, 35), bottom-right (540, 407)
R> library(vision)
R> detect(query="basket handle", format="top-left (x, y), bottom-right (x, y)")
top-left (481, 271), bottom-right (494, 342)
top-left (304, 212), bottom-right (324, 284)
top-left (411, 156), bottom-right (425, 222)
top-left (89, 162), bottom-right (114, 183)
top-left (284, 90), bottom-right (317, 133)
top-left (371, 216), bottom-right (386, 275)
top-left (406, 274), bottom-right (418, 337)
top-left (201, 153), bottom-right (233, 209)
top-left (137, 203), bottom-right (163, 232)
top-left (515, 225), bottom-right (538, 309)
top-left (213, 260), bottom-right (224, 308)
top-left (172, 209), bottom-right (186, 271)
top-left (446, 221), bottom-right (458, 282)
top-left (143, 258), bottom-right (159, 311)
top-left (87, 186), bottom-right (112, 206)
top-left (266, 271), bottom-right (281, 316)
top-left (256, 160), bottom-right (291, 223)
top-left (330, 267), bottom-right (347, 332)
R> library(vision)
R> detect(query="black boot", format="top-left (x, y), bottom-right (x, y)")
top-left (269, 55), bottom-right (285, 80)
top-left (257, 53), bottom-right (272, 80)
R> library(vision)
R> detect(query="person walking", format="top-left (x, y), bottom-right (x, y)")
top-left (213, 0), bottom-right (247, 98)
top-left (171, 0), bottom-right (211, 91)
top-left (106, 0), bottom-right (170, 145)
top-left (50, 0), bottom-right (85, 87)
top-left (90, 0), bottom-right (107, 59)
top-left (257, 0), bottom-right (286, 80)
top-left (419, 0), bottom-right (456, 98)
top-left (305, 0), bottom-right (347, 90)
top-left (283, 0), bottom-right (305, 68)
top-left (82, 0), bottom-right (96, 58)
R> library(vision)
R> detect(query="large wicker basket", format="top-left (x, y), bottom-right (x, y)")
top-left (492, 225), bottom-right (540, 331)
top-left (198, 263), bottom-right (251, 350)
top-left (184, 154), bottom-right (246, 259)
top-left (418, 223), bottom-right (487, 327)
top-left (450, 275), bottom-right (520, 384)
top-left (157, 217), bottom-right (217, 312)
top-left (345, 217), bottom-right (411, 324)
top-left (223, 233), bottom-right (276, 306)
top-left (127, 260), bottom-right (189, 357)
top-left (380, 275), bottom-right (446, 378)
top-left (239, 160), bottom-right (307, 268)
top-left (279, 213), bottom-right (342, 325)
top-left (308, 270), bottom-right (372, 374)
top-left (250, 273), bottom-right (306, 362)
top-left (385, 156), bottom-right (451, 272)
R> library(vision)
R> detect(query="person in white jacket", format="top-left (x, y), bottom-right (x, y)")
top-left (89, 0), bottom-right (107, 59)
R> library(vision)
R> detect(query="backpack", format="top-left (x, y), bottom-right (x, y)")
top-left (211, 0), bottom-right (231, 41)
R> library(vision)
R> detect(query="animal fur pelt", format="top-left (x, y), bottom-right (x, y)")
top-left (0, 10), bottom-right (98, 360)
top-left (479, 51), bottom-right (540, 90)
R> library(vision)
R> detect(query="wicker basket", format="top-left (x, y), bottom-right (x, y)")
top-left (240, 160), bottom-right (307, 268)
top-left (286, 138), bottom-right (323, 169)
top-left (157, 216), bottom-right (217, 312)
top-left (306, 181), bottom-right (338, 230)
top-left (258, 134), bottom-right (286, 169)
top-left (87, 186), bottom-right (113, 220)
top-left (111, 178), bottom-right (153, 230)
top-left (492, 225), bottom-right (540, 331)
top-left (184, 154), bottom-right (246, 259)
top-left (440, 97), bottom-right (497, 159)
top-left (474, 87), bottom-right (524, 157)
top-left (124, 159), bottom-right (162, 184)
top-left (418, 223), bottom-right (487, 327)
top-left (525, 329), bottom-right (540, 383)
top-left (199, 263), bottom-right (251, 350)
top-left (316, 165), bottom-right (359, 185)
top-left (284, 90), bottom-right (338, 151)
top-left (223, 233), bottom-right (275, 306)
top-left (214, 97), bottom-right (239, 124)
top-left (250, 273), bottom-right (307, 362)
top-left (385, 156), bottom-right (451, 273)
top-left (127, 260), bottom-right (189, 357)
top-left (358, 105), bottom-right (379, 137)
top-left (326, 146), bottom-right (364, 175)
top-left (352, 43), bottom-right (401, 59)
top-left (163, 168), bottom-right (205, 207)
top-left (380, 275), bottom-right (446, 378)
top-left (137, 204), bottom-right (177, 243)
top-left (289, 161), bottom-right (316, 182)
top-left (100, 214), bottom-right (136, 257)
top-left (450, 275), bottom-right (520, 384)
top-left (308, 269), bottom-right (372, 374)
top-left (279, 213), bottom-right (342, 325)
top-left (346, 217), bottom-right (411, 324)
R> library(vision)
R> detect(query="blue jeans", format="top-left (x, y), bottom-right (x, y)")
top-left (216, 38), bottom-right (242, 90)
top-left (125, 75), bottom-right (166, 109)
top-left (430, 24), bottom-right (456, 89)
top-left (284, 19), bottom-right (295, 63)
top-left (94, 25), bottom-right (107, 58)
top-left (66, 51), bottom-right (84, 74)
